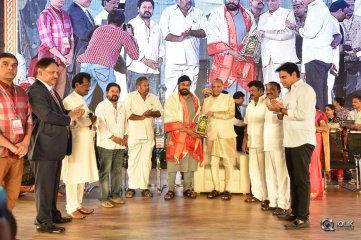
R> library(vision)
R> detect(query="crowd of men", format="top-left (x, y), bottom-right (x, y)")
top-left (1, 0), bottom-right (361, 236)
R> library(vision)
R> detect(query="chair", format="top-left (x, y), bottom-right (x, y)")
top-left (194, 143), bottom-right (250, 194)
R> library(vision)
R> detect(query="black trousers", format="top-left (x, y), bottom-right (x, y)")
top-left (285, 144), bottom-right (314, 221)
top-left (30, 160), bottom-right (62, 227)
top-left (305, 60), bottom-right (332, 110)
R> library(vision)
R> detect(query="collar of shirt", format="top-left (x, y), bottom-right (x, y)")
top-left (50, 4), bottom-right (62, 13)
top-left (37, 79), bottom-right (53, 91)
top-left (74, 2), bottom-right (87, 12)
top-left (134, 15), bottom-right (155, 29)
top-left (250, 94), bottom-right (266, 106)
top-left (268, 7), bottom-right (281, 15)
top-left (105, 97), bottom-right (120, 109)
top-left (173, 4), bottom-right (194, 15)
top-left (135, 90), bottom-right (150, 99)
top-left (0, 80), bottom-right (13, 89)
top-left (308, 0), bottom-right (321, 8)
top-left (290, 79), bottom-right (303, 91)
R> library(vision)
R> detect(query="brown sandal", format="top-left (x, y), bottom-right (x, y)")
top-left (221, 191), bottom-right (232, 200)
top-left (141, 189), bottom-right (153, 198)
top-left (164, 190), bottom-right (175, 200)
top-left (207, 190), bottom-right (220, 199)
top-left (183, 189), bottom-right (197, 199)
top-left (244, 196), bottom-right (261, 203)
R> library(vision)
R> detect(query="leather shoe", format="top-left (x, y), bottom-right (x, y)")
top-left (36, 225), bottom-right (65, 233)
top-left (278, 213), bottom-right (297, 221)
top-left (285, 219), bottom-right (310, 230)
top-left (53, 217), bottom-right (72, 224)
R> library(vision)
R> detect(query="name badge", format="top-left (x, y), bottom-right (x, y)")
top-left (62, 36), bottom-right (70, 49)
top-left (11, 119), bottom-right (24, 135)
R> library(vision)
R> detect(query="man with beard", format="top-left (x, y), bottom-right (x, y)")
top-left (125, 77), bottom-right (162, 198)
top-left (159, 0), bottom-right (207, 96)
top-left (163, 75), bottom-right (203, 200)
top-left (61, 72), bottom-right (98, 218)
top-left (207, 0), bottom-right (257, 94)
top-left (126, 0), bottom-right (165, 95)
top-left (242, 80), bottom-right (268, 208)
top-left (202, 79), bottom-right (237, 200)
top-left (95, 83), bottom-right (127, 208)
top-left (256, 0), bottom-right (299, 95)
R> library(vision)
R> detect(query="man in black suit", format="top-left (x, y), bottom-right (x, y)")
top-left (67, 0), bottom-right (95, 87)
top-left (28, 58), bottom-right (84, 234)
top-left (233, 91), bottom-right (245, 151)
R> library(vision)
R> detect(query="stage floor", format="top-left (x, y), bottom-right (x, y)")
top-left (13, 171), bottom-right (361, 240)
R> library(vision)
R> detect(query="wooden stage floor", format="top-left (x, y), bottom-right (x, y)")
top-left (13, 173), bottom-right (361, 240)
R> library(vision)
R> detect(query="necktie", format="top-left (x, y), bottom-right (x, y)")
top-left (85, 10), bottom-right (94, 27)
top-left (50, 89), bottom-right (63, 112)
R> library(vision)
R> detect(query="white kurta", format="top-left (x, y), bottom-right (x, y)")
top-left (61, 91), bottom-right (99, 184)
top-left (125, 91), bottom-right (163, 189)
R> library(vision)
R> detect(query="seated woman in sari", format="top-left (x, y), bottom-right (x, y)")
top-left (310, 109), bottom-right (330, 200)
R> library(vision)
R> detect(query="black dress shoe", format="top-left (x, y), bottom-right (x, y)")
top-left (53, 217), bottom-right (72, 224)
top-left (277, 213), bottom-right (297, 221)
top-left (36, 225), bottom-right (65, 233)
top-left (284, 219), bottom-right (310, 230)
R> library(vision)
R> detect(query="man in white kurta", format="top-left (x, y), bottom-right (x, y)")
top-left (202, 79), bottom-right (237, 200)
top-left (125, 77), bottom-right (162, 198)
top-left (62, 73), bottom-right (98, 218)
top-left (126, 0), bottom-right (165, 95)
top-left (95, 82), bottom-right (127, 208)
top-left (256, 0), bottom-right (299, 93)
top-left (159, 0), bottom-right (207, 96)
top-left (243, 80), bottom-right (268, 206)
top-left (264, 82), bottom-right (290, 215)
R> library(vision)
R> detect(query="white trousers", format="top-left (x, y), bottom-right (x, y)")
top-left (210, 156), bottom-right (234, 192)
top-left (248, 148), bottom-right (268, 201)
top-left (127, 139), bottom-right (154, 189)
top-left (164, 64), bottom-right (199, 97)
top-left (65, 183), bottom-right (85, 214)
top-left (265, 149), bottom-right (290, 210)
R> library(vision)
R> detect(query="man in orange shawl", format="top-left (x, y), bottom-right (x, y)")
top-left (207, 0), bottom-right (257, 92)
top-left (164, 75), bottom-right (203, 200)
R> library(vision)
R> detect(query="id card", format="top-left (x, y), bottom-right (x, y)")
top-left (11, 119), bottom-right (24, 134)
top-left (62, 36), bottom-right (70, 49)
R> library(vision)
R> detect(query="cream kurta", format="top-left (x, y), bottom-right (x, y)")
top-left (61, 91), bottom-right (98, 184)
top-left (202, 93), bottom-right (236, 159)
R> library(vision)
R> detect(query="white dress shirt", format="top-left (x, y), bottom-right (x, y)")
top-left (124, 91), bottom-right (163, 140)
top-left (264, 98), bottom-right (283, 151)
top-left (283, 80), bottom-right (316, 148)
top-left (299, 0), bottom-right (340, 65)
top-left (94, 8), bottom-right (108, 26)
top-left (244, 95), bottom-right (267, 148)
top-left (126, 15), bottom-right (165, 74)
top-left (159, 5), bottom-right (207, 66)
top-left (347, 109), bottom-right (361, 124)
top-left (258, 8), bottom-right (299, 65)
top-left (95, 98), bottom-right (127, 150)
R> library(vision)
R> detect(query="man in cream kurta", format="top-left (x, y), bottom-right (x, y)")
top-left (164, 75), bottom-right (203, 200)
top-left (62, 73), bottom-right (98, 218)
top-left (125, 77), bottom-right (162, 198)
top-left (243, 80), bottom-right (268, 206)
top-left (264, 82), bottom-right (290, 215)
top-left (203, 79), bottom-right (237, 200)
top-left (256, 0), bottom-right (299, 94)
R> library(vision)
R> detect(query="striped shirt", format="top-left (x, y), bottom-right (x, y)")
top-left (77, 24), bottom-right (139, 67)
top-left (37, 5), bottom-right (74, 64)
top-left (0, 81), bottom-right (33, 158)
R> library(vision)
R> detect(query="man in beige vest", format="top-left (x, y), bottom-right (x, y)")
top-left (202, 79), bottom-right (237, 200)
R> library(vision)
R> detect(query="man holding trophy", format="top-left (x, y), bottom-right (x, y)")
top-left (164, 75), bottom-right (203, 200)
top-left (202, 79), bottom-right (237, 200)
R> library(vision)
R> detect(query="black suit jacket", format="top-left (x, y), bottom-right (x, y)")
top-left (67, 3), bottom-right (95, 71)
top-left (27, 80), bottom-right (72, 161)
top-left (234, 104), bottom-right (244, 151)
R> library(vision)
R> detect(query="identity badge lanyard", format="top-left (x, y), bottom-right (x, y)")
top-left (0, 85), bottom-right (24, 135)
top-left (50, 7), bottom-right (70, 49)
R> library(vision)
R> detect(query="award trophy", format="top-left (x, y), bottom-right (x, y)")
top-left (196, 115), bottom-right (209, 136)
top-left (239, 34), bottom-right (261, 62)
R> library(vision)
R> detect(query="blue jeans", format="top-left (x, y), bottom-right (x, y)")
top-left (80, 63), bottom-right (116, 106)
top-left (127, 70), bottom-right (160, 95)
top-left (97, 147), bottom-right (125, 202)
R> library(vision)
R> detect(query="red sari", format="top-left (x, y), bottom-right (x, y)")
top-left (310, 110), bottom-right (329, 200)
